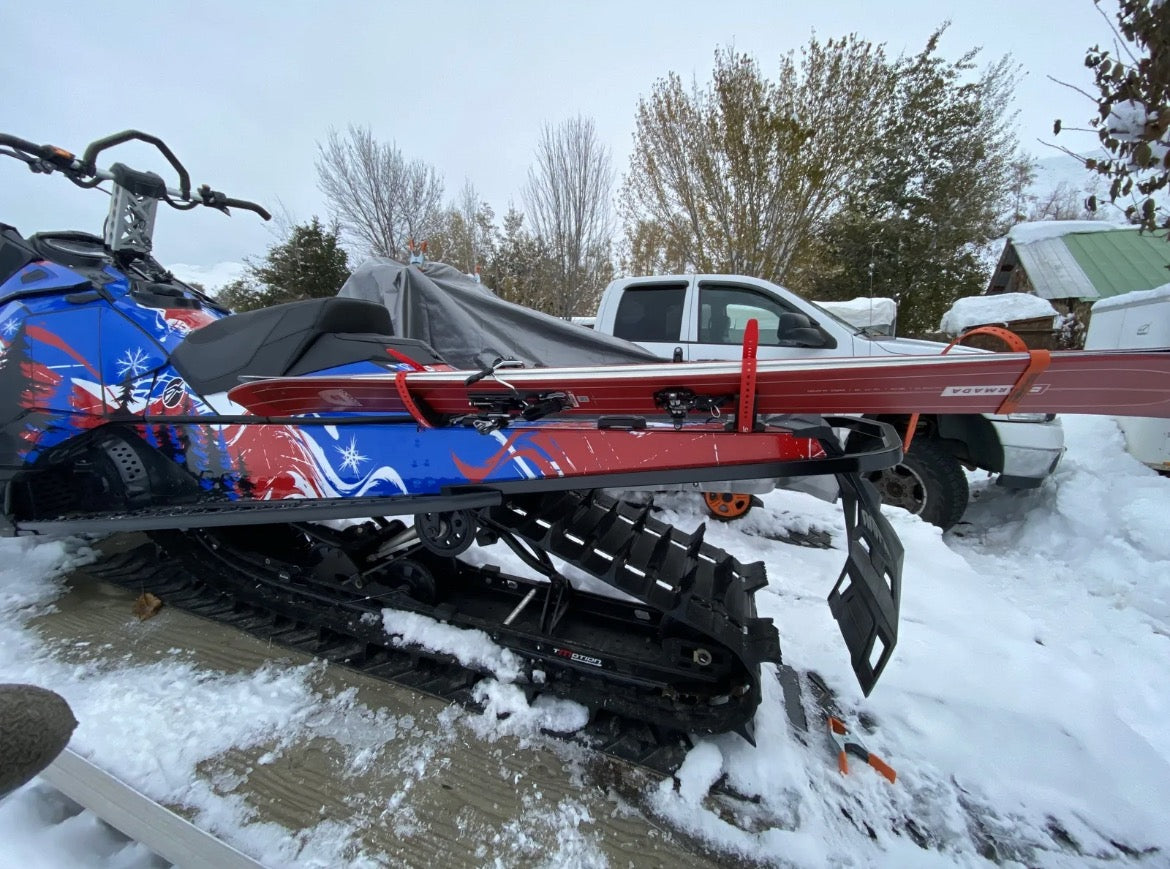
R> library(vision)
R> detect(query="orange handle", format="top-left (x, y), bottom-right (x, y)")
top-left (868, 755), bottom-right (896, 783)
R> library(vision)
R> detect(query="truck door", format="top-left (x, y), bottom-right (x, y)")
top-left (608, 280), bottom-right (689, 359)
top-left (689, 281), bottom-right (846, 361)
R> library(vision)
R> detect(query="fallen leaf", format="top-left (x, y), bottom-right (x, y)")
top-left (133, 592), bottom-right (163, 620)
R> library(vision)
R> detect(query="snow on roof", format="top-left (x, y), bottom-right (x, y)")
top-left (940, 293), bottom-right (1058, 334)
top-left (1092, 281), bottom-right (1170, 313)
top-left (813, 297), bottom-right (897, 328)
top-left (1007, 220), bottom-right (1129, 245)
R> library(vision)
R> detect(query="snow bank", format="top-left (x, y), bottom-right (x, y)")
top-left (625, 423), bottom-right (1170, 865)
top-left (1092, 280), bottom-right (1170, 313)
top-left (1007, 220), bottom-right (1127, 244)
top-left (940, 292), bottom-right (1057, 334)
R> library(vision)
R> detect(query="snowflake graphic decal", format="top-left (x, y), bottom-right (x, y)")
top-left (336, 437), bottom-right (368, 474)
top-left (116, 347), bottom-right (152, 379)
top-left (1, 318), bottom-right (18, 338)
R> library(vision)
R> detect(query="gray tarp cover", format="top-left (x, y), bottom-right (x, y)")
top-left (338, 259), bottom-right (662, 370)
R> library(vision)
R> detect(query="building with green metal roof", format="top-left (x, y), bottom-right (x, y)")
top-left (985, 222), bottom-right (1170, 347)
top-left (988, 222), bottom-right (1170, 303)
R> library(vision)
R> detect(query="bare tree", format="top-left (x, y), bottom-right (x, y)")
top-left (316, 125), bottom-right (445, 259)
top-left (522, 116), bottom-right (615, 319)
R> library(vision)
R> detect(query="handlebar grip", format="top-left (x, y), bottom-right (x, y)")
top-left (0, 134), bottom-right (77, 170)
top-left (0, 133), bottom-right (45, 154)
top-left (195, 184), bottom-right (271, 220)
top-left (218, 196), bottom-right (272, 221)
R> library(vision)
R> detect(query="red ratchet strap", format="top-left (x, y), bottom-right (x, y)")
top-left (904, 326), bottom-right (1050, 451)
top-left (395, 370), bottom-right (434, 428)
top-left (386, 348), bottom-right (425, 370)
top-left (737, 318), bottom-right (759, 433)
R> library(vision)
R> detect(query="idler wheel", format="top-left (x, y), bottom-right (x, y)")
top-left (415, 509), bottom-right (477, 556)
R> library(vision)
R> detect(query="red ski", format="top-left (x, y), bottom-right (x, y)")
top-left (228, 347), bottom-right (1170, 423)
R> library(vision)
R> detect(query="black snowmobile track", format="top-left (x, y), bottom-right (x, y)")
top-left (76, 489), bottom-right (781, 778)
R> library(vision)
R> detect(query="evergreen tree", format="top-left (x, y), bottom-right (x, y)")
top-left (215, 277), bottom-right (267, 312)
top-left (216, 218), bottom-right (350, 312)
top-left (429, 181), bottom-right (497, 275)
top-left (481, 206), bottom-right (555, 310)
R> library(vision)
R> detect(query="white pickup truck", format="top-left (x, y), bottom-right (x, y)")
top-left (593, 274), bottom-right (1066, 528)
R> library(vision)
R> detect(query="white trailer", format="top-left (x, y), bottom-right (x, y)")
top-left (1086, 284), bottom-right (1170, 471)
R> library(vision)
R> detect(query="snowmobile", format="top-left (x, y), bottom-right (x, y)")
top-left (0, 129), bottom-right (909, 740)
top-left (3, 131), bottom-right (1167, 741)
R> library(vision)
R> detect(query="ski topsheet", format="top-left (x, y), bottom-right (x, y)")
top-left (228, 348), bottom-right (1170, 422)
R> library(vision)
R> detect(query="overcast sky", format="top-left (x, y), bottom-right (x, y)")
top-left (0, 0), bottom-right (1118, 268)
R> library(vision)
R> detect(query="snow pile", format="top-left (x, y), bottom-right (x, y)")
top-left (0, 784), bottom-right (161, 868)
top-left (381, 608), bottom-right (523, 681)
top-left (1092, 280), bottom-right (1170, 313)
top-left (381, 608), bottom-right (589, 738)
top-left (1007, 220), bottom-right (1128, 245)
top-left (636, 416), bottom-right (1170, 864)
top-left (812, 297), bottom-right (896, 331)
top-left (940, 292), bottom-right (1058, 334)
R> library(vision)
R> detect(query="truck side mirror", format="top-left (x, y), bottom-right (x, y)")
top-left (777, 313), bottom-right (836, 349)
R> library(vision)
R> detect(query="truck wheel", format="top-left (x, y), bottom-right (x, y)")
top-left (863, 437), bottom-right (968, 530)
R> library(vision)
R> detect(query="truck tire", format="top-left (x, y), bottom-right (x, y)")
top-left (862, 436), bottom-right (969, 530)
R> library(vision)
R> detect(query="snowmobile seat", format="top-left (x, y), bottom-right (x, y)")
top-left (170, 297), bottom-right (447, 396)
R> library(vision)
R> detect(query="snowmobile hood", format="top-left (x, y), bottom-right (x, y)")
top-left (338, 259), bottom-right (663, 370)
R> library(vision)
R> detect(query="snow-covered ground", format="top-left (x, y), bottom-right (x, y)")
top-left (1, 415), bottom-right (1168, 867)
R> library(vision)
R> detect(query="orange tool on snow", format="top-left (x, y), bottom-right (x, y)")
top-left (827, 716), bottom-right (896, 783)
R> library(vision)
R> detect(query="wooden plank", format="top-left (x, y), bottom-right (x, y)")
top-left (26, 544), bottom-right (725, 868)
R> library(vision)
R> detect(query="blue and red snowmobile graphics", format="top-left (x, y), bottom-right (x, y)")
top-left (0, 249), bottom-right (865, 513)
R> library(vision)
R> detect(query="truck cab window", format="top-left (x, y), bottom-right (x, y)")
top-left (613, 285), bottom-right (686, 342)
top-left (699, 284), bottom-right (799, 345)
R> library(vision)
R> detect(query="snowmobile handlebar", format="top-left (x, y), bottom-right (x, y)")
top-left (0, 130), bottom-right (271, 221)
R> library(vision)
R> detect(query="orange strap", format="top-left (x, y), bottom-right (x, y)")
top-left (950, 326), bottom-right (1051, 414)
top-left (945, 325), bottom-right (1029, 354)
top-left (996, 348), bottom-right (1051, 414)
